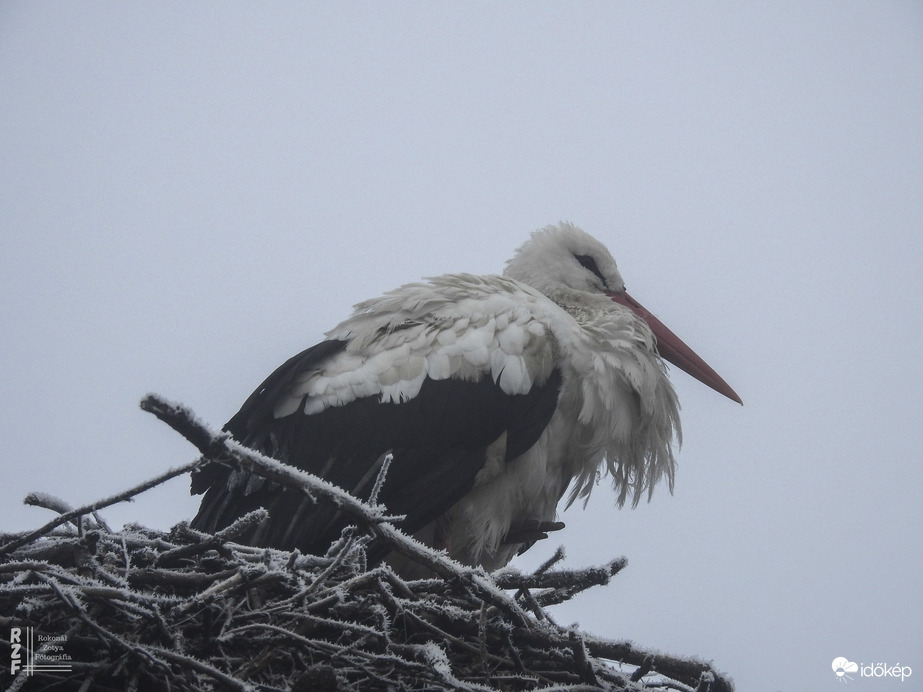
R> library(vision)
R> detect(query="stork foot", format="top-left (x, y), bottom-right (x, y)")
top-left (503, 520), bottom-right (566, 545)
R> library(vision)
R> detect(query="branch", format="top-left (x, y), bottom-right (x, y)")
top-left (0, 458), bottom-right (203, 557)
top-left (495, 557), bottom-right (627, 590)
top-left (154, 510), bottom-right (269, 565)
top-left (583, 636), bottom-right (734, 692)
top-left (140, 393), bottom-right (399, 529)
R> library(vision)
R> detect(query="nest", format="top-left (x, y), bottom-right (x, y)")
top-left (0, 395), bottom-right (733, 692)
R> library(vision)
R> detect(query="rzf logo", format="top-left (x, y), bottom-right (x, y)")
top-left (9, 627), bottom-right (23, 675)
top-left (8, 626), bottom-right (72, 677)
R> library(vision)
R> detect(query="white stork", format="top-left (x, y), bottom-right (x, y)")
top-left (191, 222), bottom-right (740, 571)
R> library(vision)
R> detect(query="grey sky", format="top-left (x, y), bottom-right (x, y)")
top-left (2, 3), bottom-right (921, 690)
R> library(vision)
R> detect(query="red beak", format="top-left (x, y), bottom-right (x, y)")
top-left (608, 290), bottom-right (742, 405)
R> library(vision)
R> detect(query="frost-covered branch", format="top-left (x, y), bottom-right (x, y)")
top-left (0, 458), bottom-right (202, 557)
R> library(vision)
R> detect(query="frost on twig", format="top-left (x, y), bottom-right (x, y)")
top-left (0, 393), bottom-right (734, 692)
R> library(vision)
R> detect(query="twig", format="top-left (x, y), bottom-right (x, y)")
top-left (0, 459), bottom-right (203, 557)
top-left (155, 510), bottom-right (269, 565)
top-left (495, 558), bottom-right (627, 590)
top-left (583, 636), bottom-right (733, 692)
top-left (368, 453), bottom-right (393, 507)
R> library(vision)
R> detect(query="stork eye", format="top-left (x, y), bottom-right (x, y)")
top-left (574, 254), bottom-right (608, 287)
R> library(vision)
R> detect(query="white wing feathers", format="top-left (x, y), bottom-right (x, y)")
top-left (275, 274), bottom-right (563, 419)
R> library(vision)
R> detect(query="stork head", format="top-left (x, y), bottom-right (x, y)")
top-left (505, 222), bottom-right (625, 296)
top-left (505, 222), bottom-right (742, 404)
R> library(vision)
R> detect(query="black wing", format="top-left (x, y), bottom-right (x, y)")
top-left (191, 339), bottom-right (562, 557)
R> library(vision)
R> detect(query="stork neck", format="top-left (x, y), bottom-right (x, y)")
top-left (545, 287), bottom-right (613, 319)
